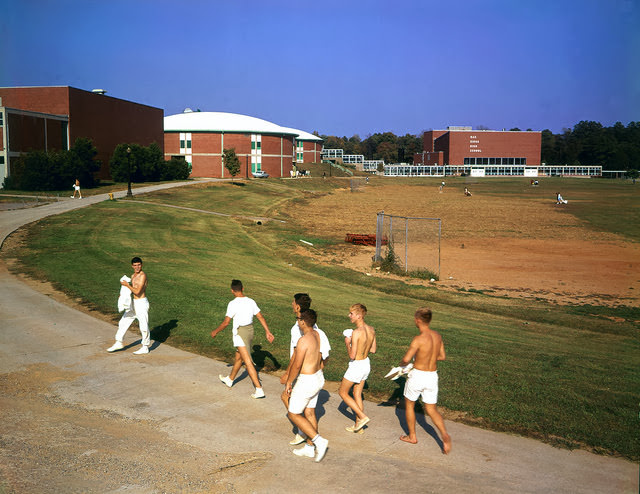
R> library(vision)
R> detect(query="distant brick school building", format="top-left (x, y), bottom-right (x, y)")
top-left (415, 127), bottom-right (541, 168)
top-left (0, 86), bottom-right (164, 183)
top-left (164, 111), bottom-right (323, 178)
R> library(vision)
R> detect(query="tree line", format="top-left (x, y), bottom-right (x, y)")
top-left (541, 121), bottom-right (639, 170)
top-left (319, 121), bottom-right (640, 170)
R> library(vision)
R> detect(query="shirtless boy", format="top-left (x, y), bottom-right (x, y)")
top-left (211, 279), bottom-right (275, 399)
top-left (285, 309), bottom-right (329, 462)
top-left (338, 303), bottom-right (376, 432)
top-left (399, 307), bottom-right (452, 454)
top-left (107, 256), bottom-right (150, 355)
top-left (281, 293), bottom-right (331, 446)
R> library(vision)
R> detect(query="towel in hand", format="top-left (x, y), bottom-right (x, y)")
top-left (117, 275), bottom-right (132, 312)
top-left (384, 363), bottom-right (414, 380)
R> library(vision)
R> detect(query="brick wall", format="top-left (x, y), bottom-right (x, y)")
top-left (448, 131), bottom-right (541, 165)
top-left (0, 86), bottom-right (164, 179)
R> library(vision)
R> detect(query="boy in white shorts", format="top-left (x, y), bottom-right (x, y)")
top-left (211, 279), bottom-right (274, 399)
top-left (285, 309), bottom-right (329, 462)
top-left (399, 307), bottom-right (451, 454)
top-left (281, 293), bottom-right (331, 446)
top-left (338, 303), bottom-right (376, 433)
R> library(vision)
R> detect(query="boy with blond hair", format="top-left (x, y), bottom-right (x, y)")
top-left (338, 303), bottom-right (376, 432)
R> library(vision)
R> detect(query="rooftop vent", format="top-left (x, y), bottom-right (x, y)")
top-left (92, 89), bottom-right (107, 95)
top-left (183, 108), bottom-right (193, 113)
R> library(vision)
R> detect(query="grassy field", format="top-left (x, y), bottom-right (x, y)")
top-left (3, 176), bottom-right (639, 460)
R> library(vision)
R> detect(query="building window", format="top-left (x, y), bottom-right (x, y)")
top-left (0, 111), bottom-right (3, 126)
top-left (251, 134), bottom-right (262, 171)
top-left (180, 133), bottom-right (192, 155)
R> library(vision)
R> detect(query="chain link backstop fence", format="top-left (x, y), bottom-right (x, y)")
top-left (374, 211), bottom-right (441, 279)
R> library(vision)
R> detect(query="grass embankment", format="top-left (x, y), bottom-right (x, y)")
top-left (3, 177), bottom-right (639, 460)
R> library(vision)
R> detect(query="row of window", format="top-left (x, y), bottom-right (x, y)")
top-left (383, 165), bottom-right (603, 177)
top-left (464, 157), bottom-right (527, 165)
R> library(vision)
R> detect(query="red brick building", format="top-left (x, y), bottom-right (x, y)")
top-left (280, 127), bottom-right (323, 164)
top-left (0, 86), bottom-right (164, 181)
top-left (164, 111), bottom-right (300, 178)
top-left (415, 127), bottom-right (541, 166)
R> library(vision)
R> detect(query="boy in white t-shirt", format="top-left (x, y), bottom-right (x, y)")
top-left (211, 279), bottom-right (274, 398)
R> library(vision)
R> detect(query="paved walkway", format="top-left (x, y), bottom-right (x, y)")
top-left (0, 181), bottom-right (637, 493)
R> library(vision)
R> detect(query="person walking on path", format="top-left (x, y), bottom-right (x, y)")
top-left (71, 179), bottom-right (82, 199)
top-left (280, 293), bottom-right (331, 446)
top-left (285, 309), bottom-right (329, 462)
top-left (399, 307), bottom-right (452, 454)
top-left (211, 279), bottom-right (274, 399)
top-left (338, 303), bottom-right (376, 433)
top-left (107, 256), bottom-right (150, 355)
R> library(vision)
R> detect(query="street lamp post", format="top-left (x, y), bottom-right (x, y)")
top-left (126, 146), bottom-right (133, 198)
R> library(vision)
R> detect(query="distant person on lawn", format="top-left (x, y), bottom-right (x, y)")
top-left (211, 279), bottom-right (274, 399)
top-left (107, 256), bottom-right (150, 355)
top-left (399, 307), bottom-right (451, 454)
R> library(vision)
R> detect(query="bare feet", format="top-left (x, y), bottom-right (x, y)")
top-left (399, 435), bottom-right (417, 444)
top-left (442, 433), bottom-right (452, 454)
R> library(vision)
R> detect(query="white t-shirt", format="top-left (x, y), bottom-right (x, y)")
top-left (289, 322), bottom-right (331, 360)
top-left (225, 296), bottom-right (260, 335)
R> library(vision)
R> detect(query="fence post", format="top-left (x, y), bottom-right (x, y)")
top-left (375, 211), bottom-right (384, 261)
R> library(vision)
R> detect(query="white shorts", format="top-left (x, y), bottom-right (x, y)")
top-left (343, 357), bottom-right (370, 384)
top-left (404, 369), bottom-right (438, 404)
top-left (288, 370), bottom-right (324, 414)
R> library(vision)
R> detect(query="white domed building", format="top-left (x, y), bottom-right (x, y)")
top-left (164, 111), bottom-right (301, 178)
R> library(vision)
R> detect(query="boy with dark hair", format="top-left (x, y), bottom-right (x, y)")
top-left (285, 309), bottom-right (329, 462)
top-left (211, 279), bottom-right (274, 399)
top-left (281, 293), bottom-right (331, 446)
top-left (108, 256), bottom-right (150, 355)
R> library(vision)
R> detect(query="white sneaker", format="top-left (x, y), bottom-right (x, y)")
top-left (133, 346), bottom-right (149, 355)
top-left (218, 375), bottom-right (233, 388)
top-left (107, 341), bottom-right (124, 352)
top-left (292, 444), bottom-right (315, 458)
top-left (251, 387), bottom-right (265, 399)
top-left (289, 432), bottom-right (307, 445)
top-left (314, 436), bottom-right (329, 462)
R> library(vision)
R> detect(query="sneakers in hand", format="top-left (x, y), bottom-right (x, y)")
top-left (314, 436), bottom-right (329, 462)
top-left (218, 375), bottom-right (233, 388)
top-left (251, 387), bottom-right (265, 399)
top-left (292, 444), bottom-right (315, 458)
top-left (133, 346), bottom-right (149, 355)
top-left (107, 341), bottom-right (124, 352)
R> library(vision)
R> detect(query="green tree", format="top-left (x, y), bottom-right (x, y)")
top-left (161, 157), bottom-right (190, 180)
top-left (67, 137), bottom-right (101, 187)
top-left (223, 148), bottom-right (241, 182)
top-left (109, 144), bottom-right (140, 183)
top-left (376, 141), bottom-right (398, 163)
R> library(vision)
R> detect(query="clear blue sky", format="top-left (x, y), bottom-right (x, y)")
top-left (1, 0), bottom-right (638, 137)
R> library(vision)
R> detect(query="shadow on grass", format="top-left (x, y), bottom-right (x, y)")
top-left (151, 319), bottom-right (178, 343)
top-left (252, 344), bottom-right (281, 371)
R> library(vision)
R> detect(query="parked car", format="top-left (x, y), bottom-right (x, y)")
top-left (252, 171), bottom-right (269, 178)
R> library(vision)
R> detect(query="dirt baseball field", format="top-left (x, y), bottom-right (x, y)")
top-left (293, 182), bottom-right (639, 307)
